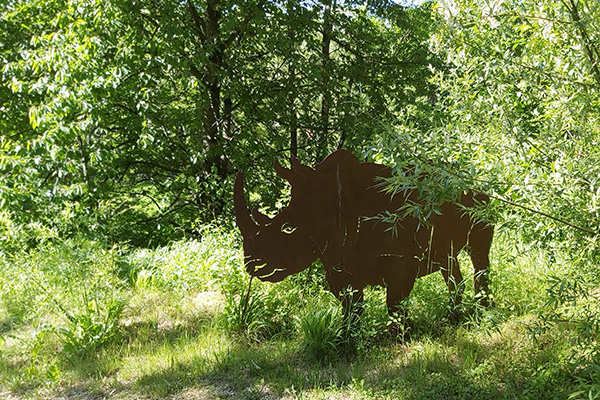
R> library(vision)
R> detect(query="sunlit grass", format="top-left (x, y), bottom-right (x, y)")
top-left (0, 228), bottom-right (595, 399)
top-left (116, 293), bottom-right (228, 383)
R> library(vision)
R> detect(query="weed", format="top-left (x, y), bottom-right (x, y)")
top-left (0, 237), bottom-right (129, 362)
top-left (221, 275), bottom-right (299, 341)
top-left (570, 346), bottom-right (600, 400)
top-left (297, 304), bottom-right (343, 363)
top-left (55, 298), bottom-right (127, 359)
top-left (223, 287), bottom-right (270, 339)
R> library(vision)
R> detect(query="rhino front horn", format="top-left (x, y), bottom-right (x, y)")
top-left (234, 171), bottom-right (259, 238)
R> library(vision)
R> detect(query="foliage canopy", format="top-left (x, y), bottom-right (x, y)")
top-left (1, 0), bottom-right (436, 246)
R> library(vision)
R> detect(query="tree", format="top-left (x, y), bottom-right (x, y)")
top-left (407, 3), bottom-right (600, 393)
top-left (429, 0), bottom-right (600, 243)
top-left (1, 0), bottom-right (437, 246)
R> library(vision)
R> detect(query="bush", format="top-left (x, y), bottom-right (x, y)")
top-left (123, 225), bottom-right (243, 294)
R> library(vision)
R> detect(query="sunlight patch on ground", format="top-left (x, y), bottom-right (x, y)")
top-left (189, 291), bottom-right (224, 314)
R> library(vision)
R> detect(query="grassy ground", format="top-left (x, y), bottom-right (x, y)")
top-left (0, 227), bottom-right (597, 399)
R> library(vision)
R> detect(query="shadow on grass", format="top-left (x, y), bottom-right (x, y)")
top-left (53, 299), bottom-right (574, 400)
top-left (116, 327), bottom-right (573, 400)
top-left (61, 305), bottom-right (219, 379)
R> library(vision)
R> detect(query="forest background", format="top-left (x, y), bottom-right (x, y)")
top-left (2, 0), bottom-right (600, 399)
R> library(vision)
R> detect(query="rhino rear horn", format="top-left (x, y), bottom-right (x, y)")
top-left (252, 207), bottom-right (272, 225)
top-left (291, 156), bottom-right (314, 177)
top-left (234, 171), bottom-right (259, 238)
top-left (275, 161), bottom-right (296, 183)
top-left (275, 157), bottom-right (314, 183)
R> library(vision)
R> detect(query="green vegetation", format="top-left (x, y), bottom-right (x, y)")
top-left (0, 228), bottom-right (598, 399)
top-left (2, 0), bottom-right (600, 398)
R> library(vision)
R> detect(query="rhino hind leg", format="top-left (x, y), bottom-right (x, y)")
top-left (469, 223), bottom-right (494, 307)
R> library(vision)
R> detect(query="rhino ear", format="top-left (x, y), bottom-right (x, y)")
top-left (275, 160), bottom-right (296, 184)
top-left (291, 156), bottom-right (314, 178)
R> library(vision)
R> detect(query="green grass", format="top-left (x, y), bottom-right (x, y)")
top-left (0, 228), bottom-right (598, 399)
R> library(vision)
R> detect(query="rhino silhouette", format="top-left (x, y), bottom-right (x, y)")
top-left (234, 150), bottom-right (493, 320)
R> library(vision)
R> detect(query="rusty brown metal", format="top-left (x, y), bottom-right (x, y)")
top-left (234, 150), bottom-right (493, 318)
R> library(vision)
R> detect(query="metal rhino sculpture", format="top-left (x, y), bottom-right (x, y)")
top-left (234, 150), bottom-right (493, 318)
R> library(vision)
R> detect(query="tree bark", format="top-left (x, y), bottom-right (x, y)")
top-left (288, 0), bottom-right (298, 162)
top-left (319, 0), bottom-right (333, 161)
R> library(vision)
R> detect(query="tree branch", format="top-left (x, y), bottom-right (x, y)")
top-left (490, 195), bottom-right (597, 235)
top-left (187, 0), bottom-right (206, 42)
top-left (562, 0), bottom-right (600, 89)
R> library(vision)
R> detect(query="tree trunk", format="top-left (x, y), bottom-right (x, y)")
top-left (187, 0), bottom-right (230, 217)
top-left (205, 0), bottom-right (222, 158)
top-left (288, 0), bottom-right (298, 162)
top-left (319, 0), bottom-right (333, 161)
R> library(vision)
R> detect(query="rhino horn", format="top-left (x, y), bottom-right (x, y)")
top-left (234, 171), bottom-right (259, 237)
top-left (252, 207), bottom-right (272, 225)
top-left (291, 156), bottom-right (314, 177)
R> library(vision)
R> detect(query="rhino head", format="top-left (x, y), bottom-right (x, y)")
top-left (234, 158), bottom-right (319, 282)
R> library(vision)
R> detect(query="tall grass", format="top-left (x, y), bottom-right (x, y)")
top-left (0, 227), bottom-right (599, 399)
top-left (123, 225), bottom-right (244, 293)
top-left (122, 226), bottom-right (307, 339)
top-left (0, 238), bottom-right (127, 361)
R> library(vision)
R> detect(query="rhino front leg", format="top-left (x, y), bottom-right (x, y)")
top-left (470, 223), bottom-right (494, 307)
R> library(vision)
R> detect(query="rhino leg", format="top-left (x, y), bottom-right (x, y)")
top-left (386, 281), bottom-right (415, 317)
top-left (386, 285), bottom-right (413, 341)
top-left (385, 265), bottom-right (418, 340)
top-left (469, 223), bottom-right (494, 307)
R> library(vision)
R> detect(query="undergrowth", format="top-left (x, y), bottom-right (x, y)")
top-left (0, 227), bottom-right (598, 399)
